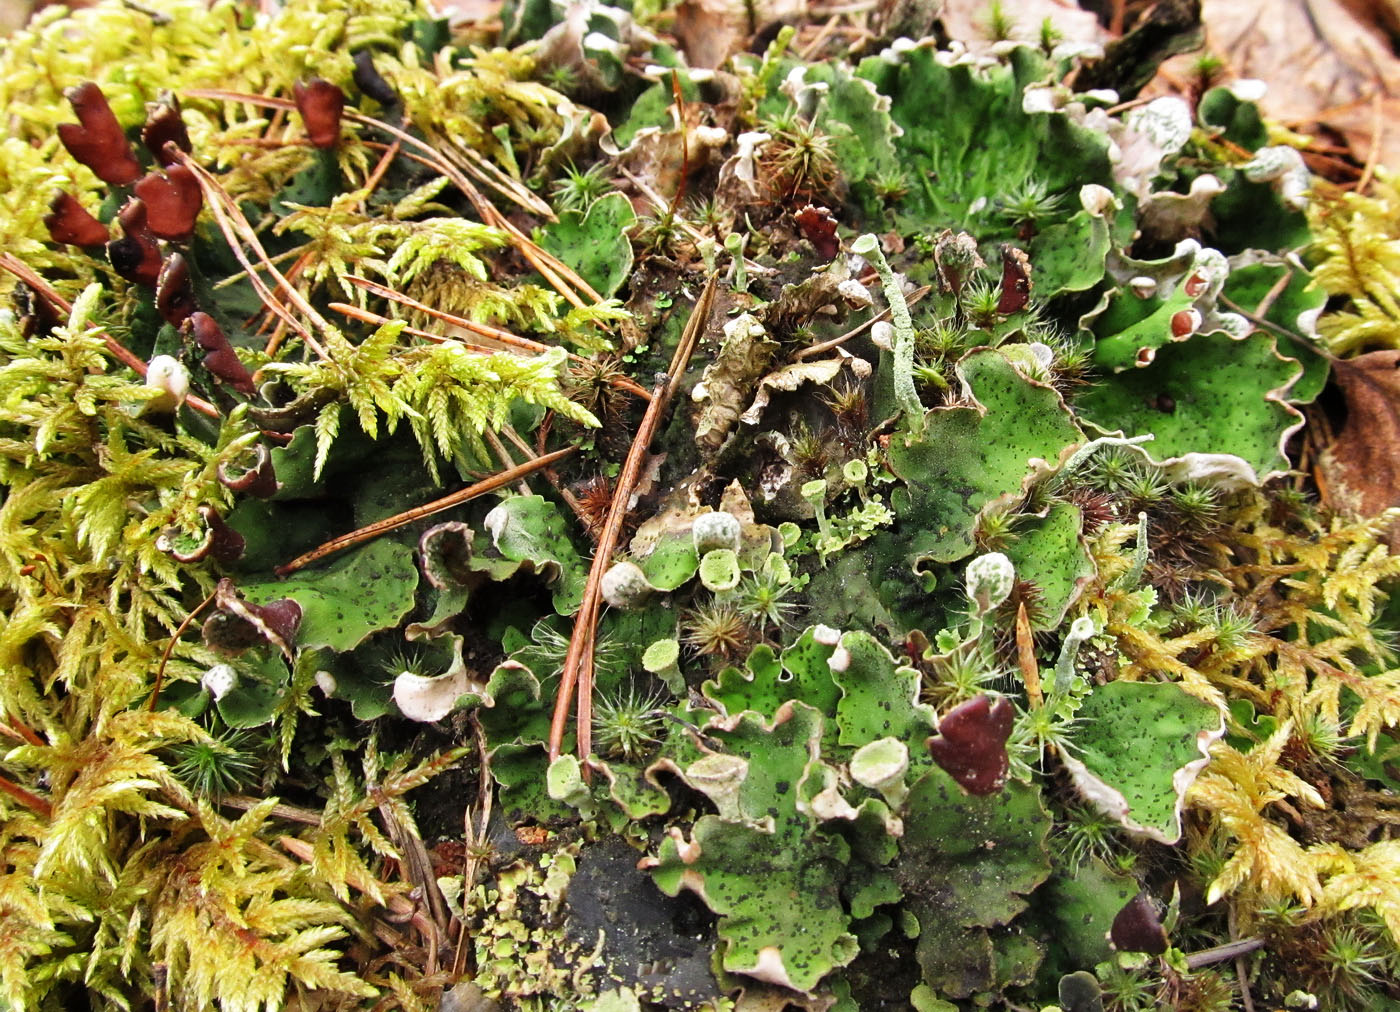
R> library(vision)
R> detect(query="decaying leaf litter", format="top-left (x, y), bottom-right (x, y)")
top-left (5, 0), bottom-right (1400, 1009)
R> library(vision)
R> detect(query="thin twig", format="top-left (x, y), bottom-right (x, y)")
top-left (261, 250), bottom-right (313, 358)
top-left (171, 151), bottom-right (331, 359)
top-left (177, 150), bottom-right (333, 336)
top-left (370, 775), bottom-right (448, 972)
top-left (0, 772), bottom-right (52, 818)
top-left (149, 587), bottom-right (218, 711)
top-left (1104, 94), bottom-right (1157, 117)
top-left (219, 795), bottom-right (323, 824)
top-left (1218, 295), bottom-right (1338, 361)
top-left (343, 274), bottom-right (554, 350)
top-left (359, 136), bottom-right (402, 212)
top-left (1109, 0), bottom-right (1125, 36)
top-left (328, 301), bottom-right (488, 346)
top-left (481, 205), bottom-right (596, 309)
top-left (1183, 936), bottom-right (1266, 970)
top-left (669, 70), bottom-right (689, 213)
top-left (0, 254), bottom-right (223, 418)
top-left (1236, 951), bottom-right (1256, 1012)
top-left (453, 713), bottom-right (494, 978)
top-left (799, 13), bottom-right (844, 60)
top-left (0, 717), bottom-right (44, 748)
top-left (1251, 266), bottom-right (1294, 322)
top-left (211, 242), bottom-right (302, 288)
top-left (276, 445), bottom-right (577, 575)
top-left (547, 275), bottom-right (717, 763)
top-left (482, 428), bottom-right (531, 496)
top-left (502, 423), bottom-right (586, 524)
top-left (192, 88), bottom-right (600, 302)
top-left (795, 284), bottom-right (931, 360)
top-left (427, 125), bottom-right (556, 220)
top-left (1229, 908), bottom-right (1258, 1012)
top-left (181, 89), bottom-right (598, 306)
top-left (279, 834), bottom-right (437, 940)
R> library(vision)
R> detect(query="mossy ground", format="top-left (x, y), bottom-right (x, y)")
top-left (4, 2), bottom-right (1400, 1011)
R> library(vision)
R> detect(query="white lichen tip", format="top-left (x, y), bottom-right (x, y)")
top-left (1066, 617), bottom-right (1099, 646)
top-left (1129, 276), bottom-right (1157, 298)
top-left (1052, 41), bottom-right (1104, 63)
top-left (1125, 97), bottom-right (1192, 155)
top-left (1242, 146), bottom-right (1310, 210)
top-left (1027, 342), bottom-right (1055, 369)
top-left (581, 31), bottom-right (625, 58)
top-left (693, 124), bottom-right (728, 147)
top-left (1021, 86), bottom-right (1061, 115)
top-left (870, 320), bottom-right (894, 351)
top-left (692, 511), bottom-right (742, 554)
top-left (145, 354), bottom-right (190, 409)
top-left (1079, 184), bottom-right (1116, 216)
top-left (1229, 78), bottom-right (1268, 103)
top-left (837, 278), bottom-right (874, 306)
top-left (483, 503), bottom-right (508, 544)
top-left (600, 560), bottom-right (654, 609)
top-left (849, 232), bottom-right (879, 256)
top-left (201, 663), bottom-right (238, 701)
top-left (850, 738), bottom-right (910, 791)
top-left (965, 551), bottom-right (1016, 613)
top-left (394, 667), bottom-right (475, 722)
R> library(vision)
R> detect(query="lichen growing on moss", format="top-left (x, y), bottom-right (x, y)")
top-left (4, 1), bottom-right (1400, 1010)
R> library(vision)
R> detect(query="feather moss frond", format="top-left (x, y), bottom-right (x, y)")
top-left (1314, 840), bottom-right (1400, 944)
top-left (266, 326), bottom-right (598, 481)
top-left (1188, 724), bottom-right (1327, 908)
top-left (1309, 172), bottom-right (1400, 356)
top-left (148, 799), bottom-right (376, 1012)
top-left (308, 739), bottom-right (468, 905)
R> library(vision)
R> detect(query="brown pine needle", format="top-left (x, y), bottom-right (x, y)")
top-left (795, 284), bottom-right (931, 360)
top-left (502, 423), bottom-right (586, 526)
top-left (149, 587), bottom-right (219, 712)
top-left (0, 716), bottom-right (44, 748)
top-left (0, 253), bottom-right (221, 419)
top-left (547, 275), bottom-right (717, 763)
top-left (276, 445), bottom-right (577, 575)
top-left (0, 772), bottom-right (52, 819)
top-left (261, 250), bottom-right (314, 358)
top-left (343, 274), bottom-right (561, 350)
top-left (424, 123), bottom-right (556, 220)
top-left (182, 87), bottom-right (603, 308)
top-left (359, 136), bottom-right (402, 212)
top-left (170, 150), bottom-right (331, 359)
top-left (327, 301), bottom-right (469, 344)
top-left (481, 428), bottom-right (531, 495)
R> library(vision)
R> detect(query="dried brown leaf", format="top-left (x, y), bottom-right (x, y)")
top-left (1317, 350), bottom-right (1400, 526)
top-left (1155, 0), bottom-right (1400, 166)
